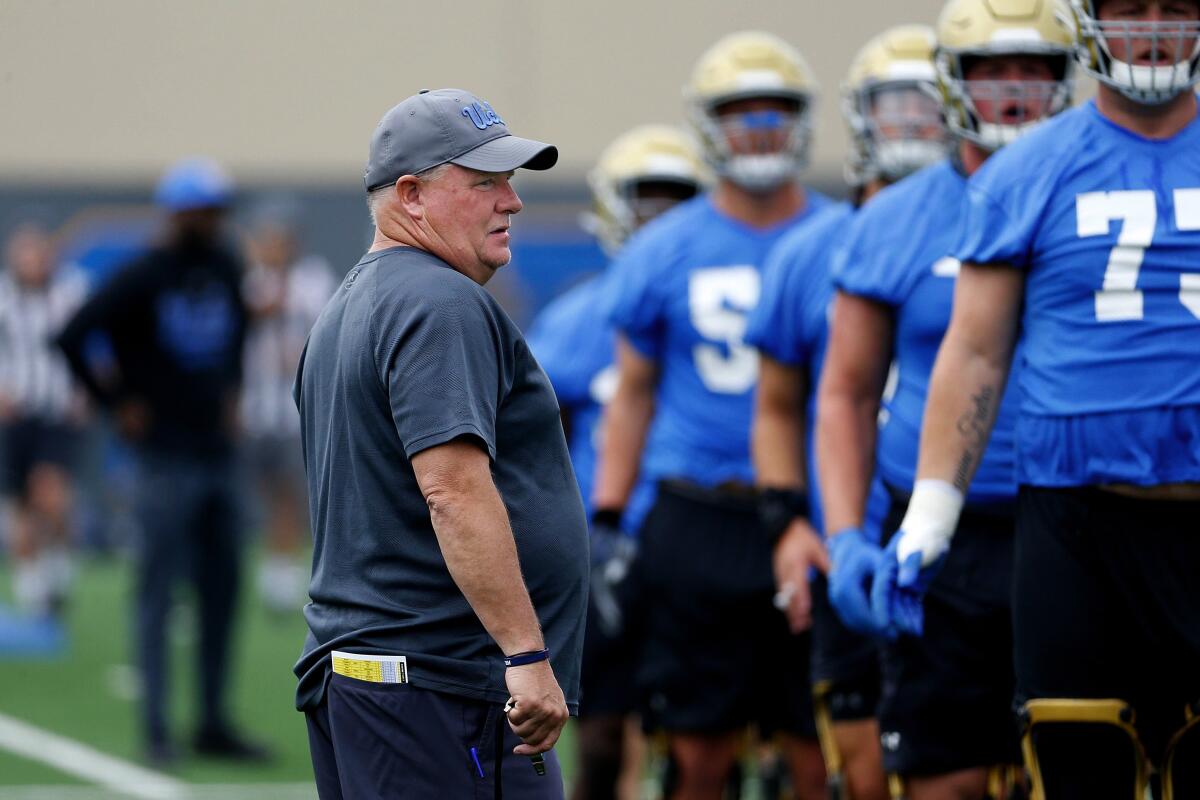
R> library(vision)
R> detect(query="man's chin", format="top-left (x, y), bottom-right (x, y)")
top-left (484, 249), bottom-right (512, 270)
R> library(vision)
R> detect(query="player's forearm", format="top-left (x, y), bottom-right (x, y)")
top-left (915, 263), bottom-right (1022, 494)
top-left (815, 383), bottom-right (879, 533)
top-left (593, 380), bottom-right (654, 511)
top-left (427, 481), bottom-right (545, 656)
top-left (753, 405), bottom-right (805, 488)
top-left (915, 329), bottom-right (1010, 493)
top-left (752, 360), bottom-right (806, 489)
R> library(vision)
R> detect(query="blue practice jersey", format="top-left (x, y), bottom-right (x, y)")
top-left (956, 100), bottom-right (1200, 486)
top-left (603, 190), bottom-right (831, 487)
top-left (526, 276), bottom-right (656, 533)
top-left (833, 159), bottom-right (1019, 505)
top-left (746, 202), bottom-right (893, 538)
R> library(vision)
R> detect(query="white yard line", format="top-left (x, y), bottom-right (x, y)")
top-left (0, 712), bottom-right (185, 800)
top-left (0, 787), bottom-right (317, 800)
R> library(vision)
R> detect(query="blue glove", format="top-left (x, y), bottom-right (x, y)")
top-left (870, 533), bottom-right (945, 639)
top-left (826, 527), bottom-right (885, 635)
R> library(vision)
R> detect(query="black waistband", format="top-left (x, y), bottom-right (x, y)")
top-left (658, 478), bottom-right (759, 511)
top-left (884, 482), bottom-right (1016, 521)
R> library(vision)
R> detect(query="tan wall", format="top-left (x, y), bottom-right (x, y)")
top-left (1, 0), bottom-right (951, 186)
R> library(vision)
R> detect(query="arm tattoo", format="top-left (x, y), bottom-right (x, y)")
top-left (952, 385), bottom-right (997, 492)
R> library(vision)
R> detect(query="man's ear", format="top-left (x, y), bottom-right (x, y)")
top-left (395, 175), bottom-right (424, 221)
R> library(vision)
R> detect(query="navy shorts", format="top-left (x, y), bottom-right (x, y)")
top-left (632, 480), bottom-right (817, 738)
top-left (876, 488), bottom-right (1020, 776)
top-left (306, 674), bottom-right (565, 799)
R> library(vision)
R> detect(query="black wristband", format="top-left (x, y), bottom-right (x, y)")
top-left (591, 508), bottom-right (623, 529)
top-left (504, 648), bottom-right (550, 668)
top-left (758, 487), bottom-right (809, 546)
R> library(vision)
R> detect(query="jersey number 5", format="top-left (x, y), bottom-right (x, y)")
top-left (688, 266), bottom-right (760, 394)
top-left (1076, 189), bottom-right (1200, 321)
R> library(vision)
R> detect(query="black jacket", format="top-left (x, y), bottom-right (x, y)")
top-left (58, 239), bottom-right (247, 458)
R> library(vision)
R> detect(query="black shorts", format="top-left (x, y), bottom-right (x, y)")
top-left (306, 674), bottom-right (565, 799)
top-left (578, 580), bottom-right (640, 717)
top-left (876, 488), bottom-right (1020, 776)
top-left (1014, 485), bottom-right (1200, 766)
top-left (632, 480), bottom-right (816, 738)
top-left (811, 572), bottom-right (881, 722)
top-left (1, 417), bottom-right (77, 496)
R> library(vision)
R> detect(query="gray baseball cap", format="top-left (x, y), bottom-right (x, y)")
top-left (364, 89), bottom-right (558, 190)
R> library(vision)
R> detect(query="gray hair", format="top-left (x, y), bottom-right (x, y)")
top-left (366, 163), bottom-right (454, 227)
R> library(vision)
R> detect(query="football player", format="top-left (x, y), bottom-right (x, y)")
top-left (593, 31), bottom-right (832, 799)
top-left (745, 24), bottom-right (946, 800)
top-left (869, 0), bottom-right (1200, 796)
top-left (815, 1), bottom-right (1075, 798)
top-left (525, 124), bottom-right (709, 800)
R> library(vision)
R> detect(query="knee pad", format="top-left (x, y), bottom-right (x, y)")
top-left (1018, 699), bottom-right (1147, 800)
top-left (1163, 700), bottom-right (1200, 800)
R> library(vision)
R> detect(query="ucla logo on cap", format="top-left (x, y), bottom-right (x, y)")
top-left (462, 100), bottom-right (504, 131)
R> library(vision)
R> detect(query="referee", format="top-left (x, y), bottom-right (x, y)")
top-left (293, 89), bottom-right (588, 799)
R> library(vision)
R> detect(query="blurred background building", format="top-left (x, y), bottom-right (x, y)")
top-left (1, 0), bottom-right (951, 320)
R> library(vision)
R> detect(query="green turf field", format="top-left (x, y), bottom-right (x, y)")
top-left (0, 552), bottom-right (577, 796)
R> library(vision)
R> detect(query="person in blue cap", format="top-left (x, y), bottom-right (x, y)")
top-left (58, 157), bottom-right (266, 766)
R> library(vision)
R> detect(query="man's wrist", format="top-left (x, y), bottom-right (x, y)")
top-left (504, 648), bottom-right (551, 668)
top-left (828, 525), bottom-right (859, 540)
top-left (591, 508), bottom-right (623, 529)
top-left (759, 487), bottom-right (810, 546)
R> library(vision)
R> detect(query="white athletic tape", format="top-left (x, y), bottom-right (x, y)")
top-left (896, 479), bottom-right (964, 567)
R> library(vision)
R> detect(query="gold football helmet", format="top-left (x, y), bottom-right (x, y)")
top-left (843, 25), bottom-right (948, 186)
top-left (684, 31), bottom-right (817, 192)
top-left (936, 0), bottom-right (1075, 151)
top-left (1068, 0), bottom-right (1200, 105)
top-left (583, 125), bottom-right (710, 255)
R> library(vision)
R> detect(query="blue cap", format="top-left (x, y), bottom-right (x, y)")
top-left (155, 158), bottom-right (234, 211)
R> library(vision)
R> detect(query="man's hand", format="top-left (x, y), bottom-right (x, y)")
top-left (504, 660), bottom-right (569, 755)
top-left (772, 518), bottom-right (830, 633)
top-left (0, 391), bottom-right (15, 423)
top-left (871, 479), bottom-right (962, 637)
top-left (871, 532), bottom-right (946, 639)
top-left (826, 527), bottom-right (884, 635)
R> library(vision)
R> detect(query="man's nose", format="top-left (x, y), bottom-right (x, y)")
top-left (498, 181), bottom-right (523, 214)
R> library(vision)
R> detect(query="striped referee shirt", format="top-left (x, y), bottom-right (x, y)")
top-left (0, 268), bottom-right (87, 421)
top-left (240, 255), bottom-right (335, 438)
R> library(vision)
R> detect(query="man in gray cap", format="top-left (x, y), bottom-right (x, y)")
top-left (293, 89), bottom-right (589, 799)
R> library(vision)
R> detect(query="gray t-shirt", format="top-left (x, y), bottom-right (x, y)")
top-left (293, 245), bottom-right (588, 711)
